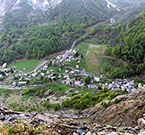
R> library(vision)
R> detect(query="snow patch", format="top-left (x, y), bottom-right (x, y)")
top-left (105, 0), bottom-right (120, 11)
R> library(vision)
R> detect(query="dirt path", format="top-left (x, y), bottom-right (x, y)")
top-left (103, 55), bottom-right (128, 64)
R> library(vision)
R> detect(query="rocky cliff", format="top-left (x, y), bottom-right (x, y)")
top-left (0, 0), bottom-right (62, 19)
top-left (83, 88), bottom-right (145, 127)
top-left (0, 104), bottom-right (145, 135)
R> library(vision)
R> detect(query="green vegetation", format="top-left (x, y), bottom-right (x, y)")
top-left (0, 89), bottom-right (10, 98)
top-left (66, 42), bottom-right (125, 76)
top-left (43, 102), bottom-right (61, 111)
top-left (65, 42), bottom-right (89, 70)
top-left (105, 10), bottom-right (145, 78)
top-left (123, 108), bottom-right (129, 112)
top-left (101, 101), bottom-right (112, 108)
top-left (101, 57), bottom-right (124, 75)
top-left (61, 90), bottom-right (124, 110)
top-left (0, 123), bottom-right (51, 135)
top-left (75, 42), bottom-right (90, 70)
top-left (85, 44), bottom-right (107, 75)
top-left (47, 83), bottom-right (71, 97)
top-left (22, 87), bottom-right (48, 98)
top-left (0, 0), bottom-right (116, 65)
top-left (9, 59), bottom-right (44, 71)
top-left (0, 81), bottom-right (125, 112)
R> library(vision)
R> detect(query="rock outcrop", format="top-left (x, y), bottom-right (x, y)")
top-left (0, 97), bottom-right (145, 135)
top-left (83, 88), bottom-right (145, 127)
top-left (0, 0), bottom-right (62, 20)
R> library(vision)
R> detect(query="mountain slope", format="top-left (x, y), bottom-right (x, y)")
top-left (0, 0), bottom-right (62, 18)
top-left (83, 88), bottom-right (145, 127)
top-left (0, 0), bottom-right (120, 64)
top-left (105, 10), bottom-right (145, 78)
top-left (0, 0), bottom-right (144, 65)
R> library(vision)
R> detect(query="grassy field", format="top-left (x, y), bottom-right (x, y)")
top-left (85, 44), bottom-right (107, 75)
top-left (65, 42), bottom-right (89, 69)
top-left (9, 59), bottom-right (44, 72)
top-left (66, 42), bottom-right (106, 75)
top-left (75, 43), bottom-right (107, 75)
top-left (66, 42), bottom-right (125, 76)
top-left (75, 42), bottom-right (90, 71)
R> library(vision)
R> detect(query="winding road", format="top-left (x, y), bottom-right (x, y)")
top-left (0, 41), bottom-right (76, 90)
top-left (0, 84), bottom-right (42, 90)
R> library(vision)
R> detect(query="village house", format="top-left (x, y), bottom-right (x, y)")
top-left (40, 73), bottom-right (45, 78)
top-left (12, 81), bottom-right (17, 86)
top-left (0, 74), bottom-right (4, 80)
top-left (42, 65), bottom-right (48, 71)
top-left (32, 72), bottom-right (38, 77)
top-left (46, 70), bottom-right (50, 75)
top-left (87, 84), bottom-right (98, 89)
top-left (65, 79), bottom-right (71, 85)
top-left (58, 74), bottom-right (62, 79)
top-left (104, 79), bottom-right (136, 93)
top-left (2, 63), bottom-right (7, 69)
top-left (18, 81), bottom-right (27, 86)
top-left (94, 77), bottom-right (100, 82)
top-left (76, 65), bottom-right (79, 69)
top-left (74, 81), bottom-right (85, 87)
top-left (47, 73), bottom-right (53, 78)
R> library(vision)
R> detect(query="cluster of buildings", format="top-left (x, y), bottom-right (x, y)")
top-left (0, 63), bottom-right (16, 81)
top-left (101, 79), bottom-right (137, 93)
top-left (0, 47), bottom-right (141, 94)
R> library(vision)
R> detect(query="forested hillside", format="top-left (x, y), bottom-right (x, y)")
top-left (105, 10), bottom-right (145, 78)
top-left (0, 0), bottom-right (119, 64)
top-left (0, 0), bottom-right (144, 79)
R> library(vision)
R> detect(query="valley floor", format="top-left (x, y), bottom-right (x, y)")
top-left (0, 41), bottom-right (144, 135)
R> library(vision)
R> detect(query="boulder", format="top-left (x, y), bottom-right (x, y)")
top-left (143, 114), bottom-right (145, 119)
top-left (111, 95), bottom-right (127, 103)
top-left (105, 132), bottom-right (118, 135)
top-left (138, 130), bottom-right (145, 135)
top-left (83, 88), bottom-right (145, 127)
top-left (77, 130), bottom-right (87, 135)
top-left (138, 118), bottom-right (145, 129)
top-left (8, 116), bottom-right (17, 122)
top-left (73, 133), bottom-right (79, 135)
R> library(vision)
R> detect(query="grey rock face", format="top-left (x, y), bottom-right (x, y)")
top-left (138, 118), bottom-right (145, 129)
top-left (0, 0), bottom-right (62, 22)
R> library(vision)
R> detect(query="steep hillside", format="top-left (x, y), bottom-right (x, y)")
top-left (0, 0), bottom-right (62, 19)
top-left (83, 87), bottom-right (145, 127)
top-left (0, 0), bottom-right (121, 65)
top-left (105, 10), bottom-right (145, 78)
top-left (0, 0), bottom-right (144, 65)
top-left (108, 0), bottom-right (144, 7)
